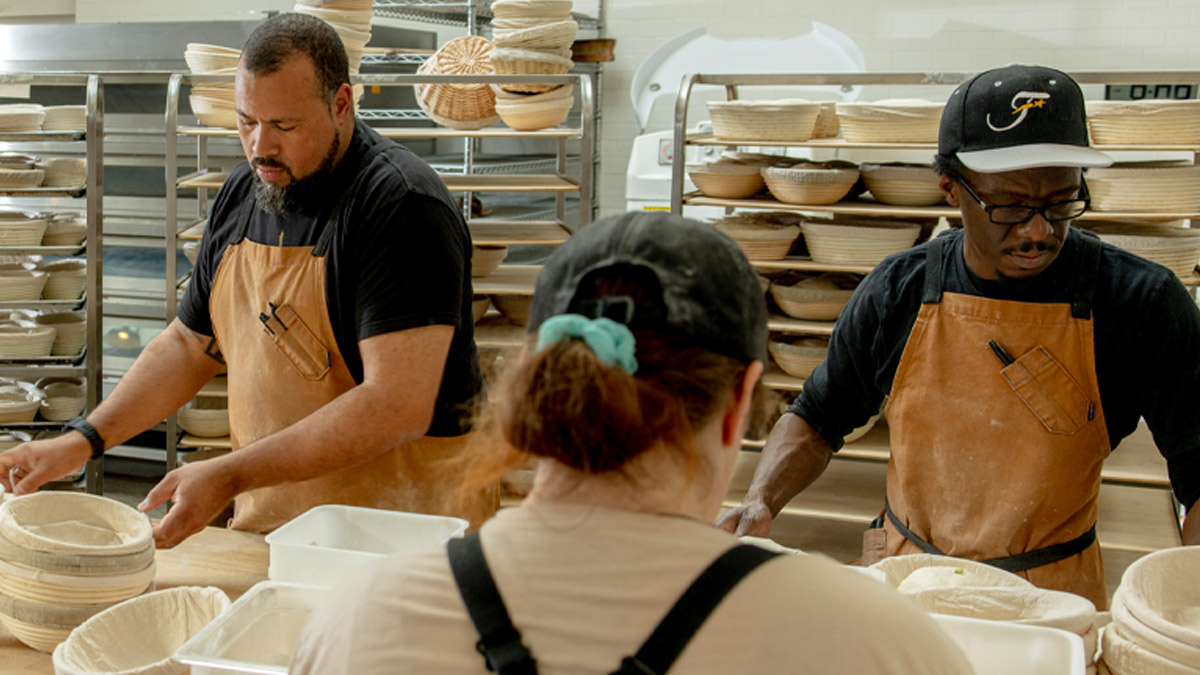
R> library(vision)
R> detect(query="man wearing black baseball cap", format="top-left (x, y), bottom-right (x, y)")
top-left (720, 64), bottom-right (1200, 609)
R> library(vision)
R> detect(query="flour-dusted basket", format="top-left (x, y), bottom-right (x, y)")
top-left (36, 159), bottom-right (86, 189)
top-left (1108, 546), bottom-right (1200, 667)
top-left (769, 273), bottom-right (858, 321)
top-left (489, 47), bottom-right (574, 93)
top-left (0, 153), bottom-right (38, 170)
top-left (52, 586), bottom-right (230, 675)
top-left (1084, 221), bottom-right (1200, 279)
top-left (490, 0), bottom-right (574, 18)
top-left (762, 164), bottom-right (860, 205)
top-left (0, 492), bottom-right (155, 652)
top-left (0, 211), bottom-right (49, 247)
top-left (713, 217), bottom-right (801, 261)
top-left (472, 245), bottom-right (508, 278)
top-left (472, 295), bottom-right (492, 323)
top-left (767, 338), bottom-right (829, 379)
top-left (0, 321), bottom-right (56, 360)
top-left (38, 379), bottom-right (85, 422)
top-left (1085, 161), bottom-right (1200, 213)
top-left (800, 218), bottom-right (921, 266)
top-left (0, 169), bottom-right (44, 190)
top-left (707, 99), bottom-right (822, 143)
top-left (493, 86), bottom-right (574, 131)
top-left (40, 258), bottom-right (87, 301)
top-left (0, 270), bottom-right (48, 302)
top-left (33, 311), bottom-right (86, 357)
top-left (492, 294), bottom-right (533, 326)
top-left (415, 36), bottom-right (500, 130)
top-left (810, 101), bottom-right (841, 139)
top-left (182, 43), bottom-right (241, 74)
top-left (686, 161), bottom-right (766, 199)
top-left (41, 215), bottom-right (86, 248)
top-left (177, 398), bottom-right (230, 438)
top-left (0, 390), bottom-right (41, 423)
top-left (40, 106), bottom-right (86, 133)
top-left (1087, 99), bottom-right (1200, 146)
top-left (835, 98), bottom-right (944, 143)
top-left (860, 163), bottom-right (944, 206)
top-left (188, 94), bottom-right (237, 130)
top-left (0, 104), bottom-right (46, 133)
top-left (492, 19), bottom-right (578, 51)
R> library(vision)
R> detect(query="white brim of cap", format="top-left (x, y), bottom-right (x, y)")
top-left (957, 143), bottom-right (1114, 173)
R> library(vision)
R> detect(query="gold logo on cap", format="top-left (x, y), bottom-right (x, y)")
top-left (986, 91), bottom-right (1050, 132)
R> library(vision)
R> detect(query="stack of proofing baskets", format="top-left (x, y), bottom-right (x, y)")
top-left (489, 0), bottom-right (577, 130)
top-left (0, 492), bottom-right (155, 652)
top-left (1102, 547), bottom-right (1200, 674)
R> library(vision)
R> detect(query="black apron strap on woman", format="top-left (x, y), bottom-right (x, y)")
top-left (449, 536), bottom-right (780, 675)
top-left (448, 532), bottom-right (538, 675)
top-left (312, 142), bottom-right (390, 258)
top-left (610, 544), bottom-right (781, 675)
top-left (884, 498), bottom-right (1097, 573)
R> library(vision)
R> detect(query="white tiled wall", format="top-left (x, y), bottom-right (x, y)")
top-left (600, 0), bottom-right (1200, 217)
top-left (7, 0), bottom-right (1200, 217)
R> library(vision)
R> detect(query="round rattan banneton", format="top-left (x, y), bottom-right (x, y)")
top-left (414, 36), bottom-right (499, 130)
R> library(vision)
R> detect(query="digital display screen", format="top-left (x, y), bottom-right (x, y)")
top-left (1105, 84), bottom-right (1198, 100)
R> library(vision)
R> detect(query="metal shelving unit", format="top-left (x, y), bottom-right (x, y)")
top-left (162, 70), bottom-right (596, 470)
top-left (0, 73), bottom-right (104, 492)
top-left (669, 70), bottom-right (1194, 586)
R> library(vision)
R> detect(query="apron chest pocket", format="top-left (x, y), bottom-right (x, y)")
top-left (1000, 346), bottom-right (1093, 435)
top-left (261, 303), bottom-right (331, 380)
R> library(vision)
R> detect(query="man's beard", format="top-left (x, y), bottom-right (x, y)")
top-left (252, 133), bottom-right (340, 215)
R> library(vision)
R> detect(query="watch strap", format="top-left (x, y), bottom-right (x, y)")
top-left (63, 416), bottom-right (105, 461)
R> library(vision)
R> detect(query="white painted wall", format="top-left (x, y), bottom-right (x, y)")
top-left (6, 0), bottom-right (1200, 217)
top-left (600, 0), bottom-right (1200, 217)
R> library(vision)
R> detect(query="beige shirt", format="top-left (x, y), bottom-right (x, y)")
top-left (292, 504), bottom-right (973, 674)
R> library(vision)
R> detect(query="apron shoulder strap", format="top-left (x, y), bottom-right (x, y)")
top-left (1069, 229), bottom-right (1103, 320)
top-left (447, 532), bottom-right (539, 675)
top-left (228, 191), bottom-right (257, 244)
top-left (921, 235), bottom-right (947, 304)
top-left (610, 544), bottom-right (781, 675)
top-left (312, 141), bottom-right (392, 257)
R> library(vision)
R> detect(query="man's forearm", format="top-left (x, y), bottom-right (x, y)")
top-left (746, 411), bottom-right (835, 516)
top-left (1183, 498), bottom-right (1200, 546)
top-left (88, 319), bottom-right (224, 449)
top-left (222, 377), bottom-right (433, 492)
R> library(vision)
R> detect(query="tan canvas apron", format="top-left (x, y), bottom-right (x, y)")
top-left (882, 234), bottom-right (1110, 608)
top-left (208, 147), bottom-right (495, 533)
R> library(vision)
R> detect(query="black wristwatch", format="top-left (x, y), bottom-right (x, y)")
top-left (63, 416), bottom-right (105, 461)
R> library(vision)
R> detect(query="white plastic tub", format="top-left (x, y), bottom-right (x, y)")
top-left (264, 504), bottom-right (468, 588)
top-left (174, 581), bottom-right (328, 675)
top-left (932, 614), bottom-right (1086, 675)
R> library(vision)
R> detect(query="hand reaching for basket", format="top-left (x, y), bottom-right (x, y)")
top-left (138, 456), bottom-right (240, 549)
top-left (0, 433), bottom-right (92, 496)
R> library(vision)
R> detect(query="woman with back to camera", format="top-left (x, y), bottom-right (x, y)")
top-left (291, 212), bottom-right (972, 674)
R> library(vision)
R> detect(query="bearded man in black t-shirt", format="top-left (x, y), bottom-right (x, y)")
top-left (0, 13), bottom-right (492, 547)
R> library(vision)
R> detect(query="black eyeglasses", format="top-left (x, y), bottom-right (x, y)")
top-left (952, 174), bottom-right (1090, 226)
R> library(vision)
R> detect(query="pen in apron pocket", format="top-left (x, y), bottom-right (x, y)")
top-left (987, 339), bottom-right (1015, 366)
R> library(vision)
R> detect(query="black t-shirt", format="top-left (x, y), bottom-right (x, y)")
top-left (179, 119), bottom-right (481, 436)
top-left (790, 227), bottom-right (1200, 507)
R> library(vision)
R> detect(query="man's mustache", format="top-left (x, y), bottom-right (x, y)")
top-left (251, 157), bottom-right (289, 170)
top-left (1007, 241), bottom-right (1056, 254)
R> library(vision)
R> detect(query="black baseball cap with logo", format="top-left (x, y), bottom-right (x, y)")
top-left (938, 64), bottom-right (1112, 173)
top-left (528, 211), bottom-right (768, 365)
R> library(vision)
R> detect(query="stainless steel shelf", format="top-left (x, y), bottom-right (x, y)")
top-left (0, 131), bottom-right (86, 142)
top-left (0, 187), bottom-right (85, 198)
top-left (372, 0), bottom-right (602, 29)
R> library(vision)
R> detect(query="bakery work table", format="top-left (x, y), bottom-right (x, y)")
top-left (0, 525), bottom-right (269, 674)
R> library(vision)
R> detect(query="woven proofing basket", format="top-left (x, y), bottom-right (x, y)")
top-left (860, 163), bottom-right (943, 206)
top-left (415, 36), bottom-right (499, 130)
top-left (768, 338), bottom-right (828, 379)
top-left (713, 221), bottom-right (800, 261)
top-left (489, 47), bottom-right (574, 93)
top-left (492, 19), bottom-right (578, 51)
top-left (800, 219), bottom-right (921, 266)
top-left (769, 275), bottom-right (857, 321)
top-left (1087, 99), bottom-right (1200, 146)
top-left (762, 165), bottom-right (859, 205)
top-left (1086, 162), bottom-right (1200, 213)
top-left (708, 99), bottom-right (821, 142)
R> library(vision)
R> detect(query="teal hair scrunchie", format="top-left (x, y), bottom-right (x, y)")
top-left (536, 314), bottom-right (638, 375)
